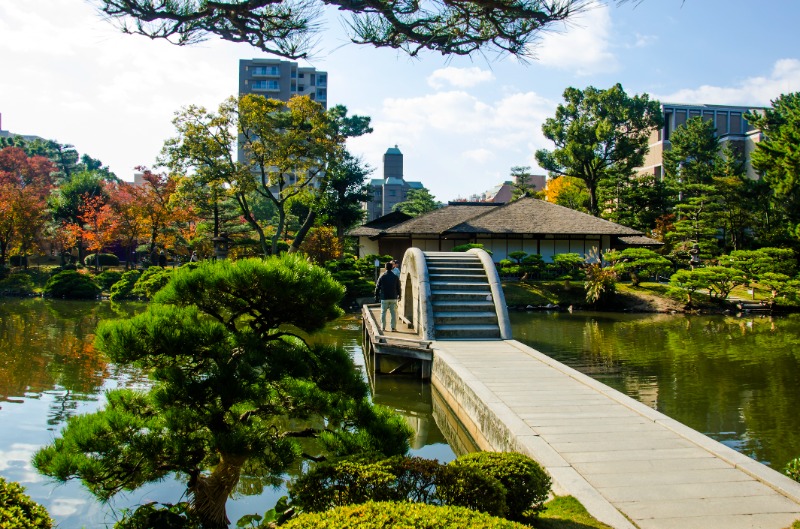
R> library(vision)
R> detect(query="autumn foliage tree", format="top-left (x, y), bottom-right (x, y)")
top-left (65, 193), bottom-right (119, 271)
top-left (0, 147), bottom-right (56, 266)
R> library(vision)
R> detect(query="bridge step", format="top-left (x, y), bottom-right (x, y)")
top-left (430, 281), bottom-right (490, 291)
top-left (434, 312), bottom-right (498, 325)
top-left (432, 300), bottom-right (496, 312)
top-left (431, 290), bottom-right (493, 302)
top-left (434, 324), bottom-right (502, 339)
top-left (429, 272), bottom-right (487, 281)
top-left (424, 251), bottom-right (503, 340)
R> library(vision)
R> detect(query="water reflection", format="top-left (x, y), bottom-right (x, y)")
top-left (511, 310), bottom-right (800, 470)
top-left (0, 302), bottom-right (452, 528)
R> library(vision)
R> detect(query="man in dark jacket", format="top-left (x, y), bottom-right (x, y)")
top-left (374, 261), bottom-right (401, 332)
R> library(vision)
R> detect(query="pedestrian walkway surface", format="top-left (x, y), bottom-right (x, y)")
top-left (431, 340), bottom-right (800, 529)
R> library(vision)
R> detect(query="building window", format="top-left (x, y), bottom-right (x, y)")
top-left (715, 111), bottom-right (728, 135)
top-left (730, 112), bottom-right (742, 134)
top-left (252, 66), bottom-right (279, 76)
top-left (675, 110), bottom-right (687, 129)
top-left (317, 74), bottom-right (327, 87)
top-left (251, 80), bottom-right (279, 91)
top-left (316, 88), bottom-right (327, 100)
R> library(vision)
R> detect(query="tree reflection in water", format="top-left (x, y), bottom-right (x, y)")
top-left (511, 310), bottom-right (800, 470)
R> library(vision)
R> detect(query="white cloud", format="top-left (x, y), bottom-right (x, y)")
top-left (658, 59), bottom-right (800, 106)
top-left (427, 67), bottom-right (495, 89)
top-left (534, 4), bottom-right (617, 75)
top-left (633, 33), bottom-right (657, 48)
top-left (348, 88), bottom-right (556, 201)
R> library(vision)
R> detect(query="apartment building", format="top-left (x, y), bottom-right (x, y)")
top-left (238, 58), bottom-right (327, 109)
top-left (363, 146), bottom-right (425, 221)
top-left (639, 102), bottom-right (764, 180)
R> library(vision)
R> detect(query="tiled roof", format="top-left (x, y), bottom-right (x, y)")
top-left (447, 197), bottom-right (642, 236)
top-left (618, 235), bottom-right (663, 246)
top-left (384, 204), bottom-right (500, 235)
top-left (348, 210), bottom-right (413, 237)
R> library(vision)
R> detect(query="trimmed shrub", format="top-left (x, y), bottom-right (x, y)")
top-left (96, 270), bottom-right (123, 290)
top-left (447, 452), bottom-right (551, 518)
top-left (130, 267), bottom-right (174, 300)
top-left (43, 270), bottom-right (101, 299)
top-left (282, 501), bottom-right (529, 529)
top-left (452, 243), bottom-right (492, 255)
top-left (0, 476), bottom-right (53, 529)
top-left (113, 501), bottom-right (202, 529)
top-left (436, 464), bottom-right (508, 517)
top-left (84, 253), bottom-right (120, 267)
top-left (290, 456), bottom-right (441, 513)
top-left (109, 270), bottom-right (142, 301)
top-left (0, 273), bottom-right (35, 296)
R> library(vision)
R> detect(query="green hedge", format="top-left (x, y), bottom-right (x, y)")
top-left (290, 452), bottom-right (551, 521)
top-left (109, 270), bottom-right (141, 301)
top-left (447, 451), bottom-right (551, 518)
top-left (84, 253), bottom-right (120, 267)
top-left (282, 501), bottom-right (529, 529)
top-left (0, 273), bottom-right (35, 296)
top-left (43, 271), bottom-right (101, 299)
top-left (0, 476), bottom-right (53, 529)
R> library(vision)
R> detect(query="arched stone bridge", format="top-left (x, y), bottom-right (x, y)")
top-left (396, 248), bottom-right (512, 341)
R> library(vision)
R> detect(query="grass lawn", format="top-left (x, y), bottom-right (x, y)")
top-left (502, 280), bottom-right (588, 307)
top-left (526, 496), bottom-right (614, 529)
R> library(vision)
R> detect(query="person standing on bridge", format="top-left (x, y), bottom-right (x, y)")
top-left (375, 261), bottom-right (401, 332)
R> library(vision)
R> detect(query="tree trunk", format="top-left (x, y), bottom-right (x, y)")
top-left (288, 210), bottom-right (316, 254)
top-left (189, 453), bottom-right (246, 528)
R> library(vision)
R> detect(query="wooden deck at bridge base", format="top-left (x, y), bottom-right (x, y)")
top-left (431, 339), bottom-right (800, 529)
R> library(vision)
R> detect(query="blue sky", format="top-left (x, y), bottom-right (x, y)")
top-left (1, 0), bottom-right (799, 204)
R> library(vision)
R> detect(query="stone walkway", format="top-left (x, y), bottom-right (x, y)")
top-left (431, 340), bottom-right (800, 529)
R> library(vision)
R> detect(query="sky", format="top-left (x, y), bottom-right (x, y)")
top-left (2, 0), bottom-right (800, 203)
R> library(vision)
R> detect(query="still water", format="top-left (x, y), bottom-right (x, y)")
top-left (511, 310), bottom-right (800, 470)
top-left (2, 300), bottom-right (800, 527)
top-left (0, 298), bottom-right (451, 528)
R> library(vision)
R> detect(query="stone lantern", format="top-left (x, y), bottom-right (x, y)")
top-left (212, 232), bottom-right (231, 260)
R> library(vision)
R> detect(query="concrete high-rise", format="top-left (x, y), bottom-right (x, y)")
top-left (639, 102), bottom-right (764, 181)
top-left (238, 58), bottom-right (327, 109)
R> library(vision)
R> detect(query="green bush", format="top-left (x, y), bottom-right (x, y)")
top-left (452, 243), bottom-right (492, 255)
top-left (498, 259), bottom-right (513, 268)
top-left (290, 456), bottom-right (440, 513)
top-left (109, 270), bottom-right (142, 301)
top-left (0, 273), bottom-right (35, 296)
top-left (84, 253), bottom-right (121, 267)
top-left (448, 452), bottom-right (551, 518)
top-left (43, 270), bottom-right (101, 299)
top-left (436, 464), bottom-right (508, 517)
top-left (282, 501), bottom-right (529, 529)
top-left (96, 270), bottom-right (123, 290)
top-left (131, 267), bottom-right (174, 300)
top-left (113, 501), bottom-right (202, 529)
top-left (0, 476), bottom-right (53, 529)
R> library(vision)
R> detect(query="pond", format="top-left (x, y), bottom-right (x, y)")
top-left (0, 298), bottom-right (451, 528)
top-left (2, 299), bottom-right (800, 527)
top-left (510, 310), bottom-right (800, 471)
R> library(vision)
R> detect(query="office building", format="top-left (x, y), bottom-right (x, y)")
top-left (639, 102), bottom-right (764, 180)
top-left (238, 58), bottom-right (327, 109)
